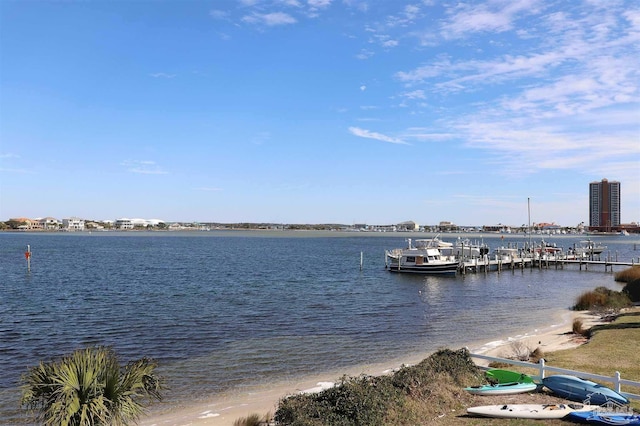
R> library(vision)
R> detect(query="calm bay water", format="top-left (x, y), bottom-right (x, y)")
top-left (1, 231), bottom-right (638, 423)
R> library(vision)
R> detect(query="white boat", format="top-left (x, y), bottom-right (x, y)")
top-left (453, 237), bottom-right (489, 258)
top-left (467, 403), bottom-right (597, 419)
top-left (537, 240), bottom-right (563, 254)
top-left (573, 239), bottom-right (607, 256)
top-left (414, 236), bottom-right (453, 249)
top-left (493, 247), bottom-right (520, 262)
top-left (385, 238), bottom-right (459, 275)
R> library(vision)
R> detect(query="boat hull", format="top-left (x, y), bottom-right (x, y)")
top-left (467, 403), bottom-right (597, 419)
top-left (387, 262), bottom-right (458, 275)
top-left (464, 382), bottom-right (538, 395)
top-left (542, 375), bottom-right (629, 406)
top-left (568, 411), bottom-right (640, 425)
top-left (486, 369), bottom-right (535, 384)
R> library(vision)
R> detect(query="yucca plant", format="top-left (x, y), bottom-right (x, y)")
top-left (20, 346), bottom-right (163, 426)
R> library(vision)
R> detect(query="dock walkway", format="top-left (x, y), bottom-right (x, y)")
top-left (459, 254), bottom-right (638, 274)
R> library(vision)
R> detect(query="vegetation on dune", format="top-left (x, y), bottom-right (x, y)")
top-left (274, 348), bottom-right (484, 426)
top-left (20, 346), bottom-right (163, 426)
top-left (615, 266), bottom-right (640, 283)
top-left (615, 266), bottom-right (640, 303)
top-left (233, 413), bottom-right (272, 426)
top-left (572, 286), bottom-right (632, 312)
top-left (572, 318), bottom-right (588, 337)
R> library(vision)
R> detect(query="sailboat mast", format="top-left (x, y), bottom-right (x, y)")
top-left (528, 197), bottom-right (532, 250)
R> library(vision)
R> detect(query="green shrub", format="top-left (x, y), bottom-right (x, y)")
top-left (573, 286), bottom-right (632, 311)
top-left (275, 374), bottom-right (401, 426)
top-left (391, 348), bottom-right (482, 399)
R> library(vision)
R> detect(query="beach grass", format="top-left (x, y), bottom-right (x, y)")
top-left (615, 265), bottom-right (640, 283)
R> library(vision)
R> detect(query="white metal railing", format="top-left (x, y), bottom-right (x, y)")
top-left (470, 352), bottom-right (640, 401)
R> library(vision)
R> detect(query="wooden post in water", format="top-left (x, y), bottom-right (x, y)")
top-left (25, 245), bottom-right (31, 272)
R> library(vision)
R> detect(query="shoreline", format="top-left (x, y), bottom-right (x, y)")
top-left (140, 309), bottom-right (603, 426)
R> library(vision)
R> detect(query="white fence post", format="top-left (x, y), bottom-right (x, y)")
top-left (615, 371), bottom-right (621, 393)
top-left (539, 358), bottom-right (546, 379)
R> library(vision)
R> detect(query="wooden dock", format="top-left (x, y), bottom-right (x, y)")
top-left (459, 255), bottom-right (638, 274)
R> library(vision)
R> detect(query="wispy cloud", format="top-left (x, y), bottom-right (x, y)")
top-left (349, 127), bottom-right (409, 145)
top-left (120, 160), bottom-right (167, 175)
top-left (242, 12), bottom-right (297, 26)
top-left (401, 128), bottom-right (454, 142)
top-left (401, 90), bottom-right (426, 100)
top-left (251, 131), bottom-right (271, 145)
top-left (0, 153), bottom-right (32, 173)
top-left (387, 1), bottom-right (639, 185)
top-left (149, 73), bottom-right (176, 79)
top-left (308, 0), bottom-right (332, 8)
top-left (216, 0), bottom-right (339, 28)
top-left (355, 49), bottom-right (374, 60)
top-left (0, 167), bottom-right (33, 174)
top-left (440, 0), bottom-right (543, 39)
top-left (210, 9), bottom-right (230, 20)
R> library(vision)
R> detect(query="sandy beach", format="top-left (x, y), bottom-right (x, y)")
top-left (140, 310), bottom-right (604, 426)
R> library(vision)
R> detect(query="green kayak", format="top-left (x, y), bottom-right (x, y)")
top-left (486, 369), bottom-right (535, 384)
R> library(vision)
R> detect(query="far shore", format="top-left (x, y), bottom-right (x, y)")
top-left (140, 309), bottom-right (604, 426)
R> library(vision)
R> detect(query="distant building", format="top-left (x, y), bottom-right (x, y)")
top-left (39, 217), bottom-right (60, 230)
top-left (438, 221), bottom-right (459, 232)
top-left (115, 218), bottom-right (134, 230)
top-left (397, 220), bottom-right (418, 231)
top-left (63, 217), bottom-right (85, 231)
top-left (589, 178), bottom-right (621, 231)
top-left (9, 217), bottom-right (34, 230)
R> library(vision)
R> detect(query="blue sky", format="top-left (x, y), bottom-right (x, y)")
top-left (1, 0), bottom-right (639, 226)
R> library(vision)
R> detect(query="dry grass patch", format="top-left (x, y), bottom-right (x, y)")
top-left (233, 413), bottom-right (272, 426)
top-left (615, 266), bottom-right (640, 283)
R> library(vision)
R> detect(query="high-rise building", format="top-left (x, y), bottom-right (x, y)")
top-left (589, 178), bottom-right (621, 231)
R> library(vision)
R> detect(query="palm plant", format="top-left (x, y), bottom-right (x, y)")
top-left (20, 346), bottom-right (163, 426)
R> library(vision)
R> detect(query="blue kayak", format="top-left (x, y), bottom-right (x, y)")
top-left (542, 375), bottom-right (629, 406)
top-left (568, 410), bottom-right (640, 425)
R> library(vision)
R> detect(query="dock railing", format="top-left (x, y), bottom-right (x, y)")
top-left (470, 352), bottom-right (640, 402)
